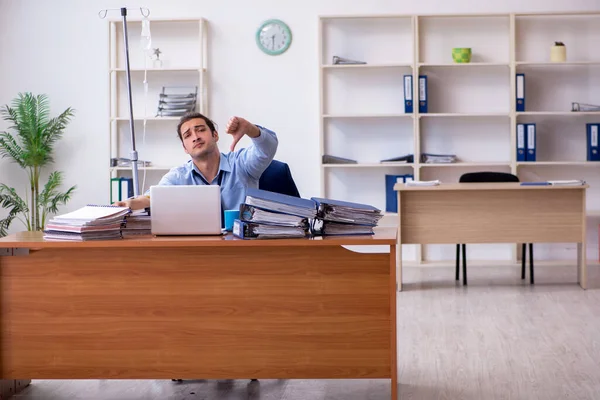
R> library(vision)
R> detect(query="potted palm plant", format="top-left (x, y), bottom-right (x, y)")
top-left (0, 92), bottom-right (76, 237)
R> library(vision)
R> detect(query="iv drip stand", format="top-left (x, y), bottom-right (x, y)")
top-left (99, 7), bottom-right (149, 198)
top-left (121, 7), bottom-right (140, 197)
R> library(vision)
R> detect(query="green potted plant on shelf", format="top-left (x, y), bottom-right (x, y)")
top-left (0, 92), bottom-right (77, 237)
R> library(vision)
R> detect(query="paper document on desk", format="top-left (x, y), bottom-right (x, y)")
top-left (548, 180), bottom-right (586, 186)
top-left (51, 205), bottom-right (130, 225)
top-left (405, 180), bottom-right (441, 186)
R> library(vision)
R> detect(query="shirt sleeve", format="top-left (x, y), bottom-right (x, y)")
top-left (237, 125), bottom-right (279, 181)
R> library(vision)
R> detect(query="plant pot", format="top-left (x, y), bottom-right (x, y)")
top-left (452, 47), bottom-right (472, 63)
top-left (550, 43), bottom-right (566, 62)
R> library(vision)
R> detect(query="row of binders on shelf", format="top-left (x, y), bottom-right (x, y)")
top-left (110, 177), bottom-right (134, 203)
top-left (385, 174), bottom-right (414, 213)
top-left (517, 123), bottom-right (600, 162)
top-left (404, 73), bottom-right (600, 114)
top-left (404, 75), bottom-right (428, 113)
top-left (233, 188), bottom-right (383, 239)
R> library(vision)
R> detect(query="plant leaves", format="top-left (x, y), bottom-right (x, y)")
top-left (0, 184), bottom-right (29, 237)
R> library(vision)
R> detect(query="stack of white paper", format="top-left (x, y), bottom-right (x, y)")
top-left (405, 180), bottom-right (441, 187)
top-left (548, 180), bottom-right (586, 186)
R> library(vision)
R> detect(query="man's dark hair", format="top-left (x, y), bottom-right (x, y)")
top-left (176, 112), bottom-right (217, 141)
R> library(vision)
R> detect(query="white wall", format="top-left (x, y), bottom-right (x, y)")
top-left (0, 0), bottom-right (598, 260)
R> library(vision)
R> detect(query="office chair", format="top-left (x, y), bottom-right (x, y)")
top-left (456, 171), bottom-right (534, 285)
top-left (259, 159), bottom-right (301, 197)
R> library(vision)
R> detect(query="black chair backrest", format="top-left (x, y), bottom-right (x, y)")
top-left (259, 159), bottom-right (301, 197)
top-left (459, 171), bottom-right (519, 183)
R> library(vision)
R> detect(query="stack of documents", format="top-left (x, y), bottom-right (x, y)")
top-left (332, 56), bottom-right (366, 65)
top-left (121, 209), bottom-right (152, 237)
top-left (233, 220), bottom-right (307, 239)
top-left (420, 153), bottom-right (457, 163)
top-left (244, 188), bottom-right (317, 219)
top-left (548, 180), bottom-right (586, 186)
top-left (234, 188), bottom-right (314, 239)
top-left (44, 205), bottom-right (131, 241)
top-left (310, 219), bottom-right (375, 236)
top-left (239, 204), bottom-right (308, 228)
top-left (522, 180), bottom-right (586, 186)
top-left (312, 197), bottom-right (382, 226)
top-left (309, 197), bottom-right (383, 236)
top-left (405, 180), bottom-right (441, 187)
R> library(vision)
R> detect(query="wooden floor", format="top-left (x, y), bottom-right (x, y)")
top-left (13, 262), bottom-right (600, 400)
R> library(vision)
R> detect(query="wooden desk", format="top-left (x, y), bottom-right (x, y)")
top-left (0, 229), bottom-right (398, 400)
top-left (394, 183), bottom-right (588, 291)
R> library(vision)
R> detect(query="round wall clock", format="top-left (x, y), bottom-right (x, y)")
top-left (256, 19), bottom-right (292, 56)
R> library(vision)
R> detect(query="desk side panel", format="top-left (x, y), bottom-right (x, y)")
top-left (400, 189), bottom-right (584, 244)
top-left (0, 246), bottom-right (391, 379)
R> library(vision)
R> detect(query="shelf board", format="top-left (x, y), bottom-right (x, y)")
top-left (321, 63), bottom-right (413, 69)
top-left (517, 161), bottom-right (600, 166)
top-left (110, 167), bottom-right (171, 171)
top-left (516, 61), bottom-right (600, 66)
top-left (419, 112), bottom-right (510, 118)
top-left (111, 117), bottom-right (180, 121)
top-left (515, 11), bottom-right (600, 17)
top-left (323, 113), bottom-right (413, 119)
top-left (420, 162), bottom-right (509, 167)
top-left (322, 163), bottom-right (414, 168)
top-left (110, 67), bottom-right (202, 72)
top-left (517, 111), bottom-right (600, 116)
top-left (587, 210), bottom-right (600, 217)
top-left (418, 62), bottom-right (509, 68)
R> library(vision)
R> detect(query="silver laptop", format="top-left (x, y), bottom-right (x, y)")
top-left (150, 185), bottom-right (223, 235)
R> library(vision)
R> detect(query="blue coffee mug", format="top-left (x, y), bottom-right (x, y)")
top-left (224, 209), bottom-right (239, 231)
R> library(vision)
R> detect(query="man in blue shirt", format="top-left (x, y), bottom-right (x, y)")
top-left (115, 112), bottom-right (278, 210)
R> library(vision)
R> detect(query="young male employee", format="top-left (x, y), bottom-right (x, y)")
top-left (114, 112), bottom-right (278, 210)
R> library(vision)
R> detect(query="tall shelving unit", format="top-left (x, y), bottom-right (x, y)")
top-left (318, 11), bottom-right (600, 264)
top-left (108, 17), bottom-right (208, 199)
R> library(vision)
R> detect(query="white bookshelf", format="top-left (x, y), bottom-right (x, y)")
top-left (108, 17), bottom-right (208, 199)
top-left (318, 11), bottom-right (600, 264)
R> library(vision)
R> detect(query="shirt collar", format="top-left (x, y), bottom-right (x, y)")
top-left (187, 152), bottom-right (232, 176)
top-left (218, 153), bottom-right (232, 173)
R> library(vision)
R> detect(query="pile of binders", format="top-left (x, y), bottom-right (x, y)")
top-left (233, 188), bottom-right (383, 239)
top-left (311, 197), bottom-right (383, 236)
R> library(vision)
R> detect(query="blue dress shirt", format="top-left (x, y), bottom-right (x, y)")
top-left (150, 125), bottom-right (278, 211)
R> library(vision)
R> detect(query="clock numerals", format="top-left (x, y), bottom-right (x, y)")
top-left (256, 19), bottom-right (292, 55)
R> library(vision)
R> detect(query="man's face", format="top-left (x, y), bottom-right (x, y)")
top-left (180, 118), bottom-right (219, 159)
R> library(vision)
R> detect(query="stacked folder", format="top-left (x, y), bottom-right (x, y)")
top-left (43, 205), bottom-right (131, 241)
top-left (121, 209), bottom-right (152, 237)
top-left (233, 188), bottom-right (383, 239)
top-left (233, 188), bottom-right (315, 239)
top-left (311, 198), bottom-right (383, 236)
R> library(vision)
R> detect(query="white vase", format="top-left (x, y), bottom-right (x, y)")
top-left (550, 45), bottom-right (566, 62)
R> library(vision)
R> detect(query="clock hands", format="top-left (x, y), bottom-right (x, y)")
top-left (271, 34), bottom-right (275, 50)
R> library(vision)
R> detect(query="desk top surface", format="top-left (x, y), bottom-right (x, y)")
top-left (0, 228), bottom-right (397, 249)
top-left (394, 182), bottom-right (589, 191)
